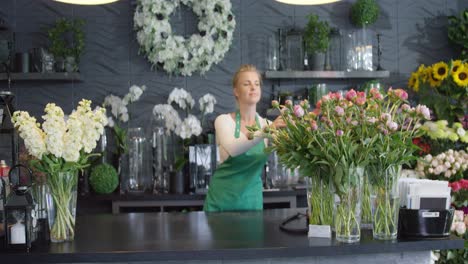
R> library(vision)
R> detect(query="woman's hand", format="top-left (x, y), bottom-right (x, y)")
top-left (271, 115), bottom-right (286, 129)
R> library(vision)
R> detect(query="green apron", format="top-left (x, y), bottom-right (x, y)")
top-left (203, 111), bottom-right (268, 212)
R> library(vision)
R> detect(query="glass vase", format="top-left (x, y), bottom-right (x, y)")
top-left (306, 173), bottom-right (333, 226)
top-left (45, 171), bottom-right (78, 243)
top-left (333, 166), bottom-right (363, 243)
top-left (361, 172), bottom-right (372, 229)
top-left (120, 127), bottom-right (152, 194)
top-left (152, 114), bottom-right (170, 194)
top-left (370, 165), bottom-right (401, 240)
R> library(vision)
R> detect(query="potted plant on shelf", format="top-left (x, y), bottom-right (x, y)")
top-left (304, 14), bottom-right (330, 71)
top-left (349, 0), bottom-right (379, 28)
top-left (448, 9), bottom-right (468, 60)
top-left (47, 18), bottom-right (85, 73)
top-left (348, 0), bottom-right (380, 71)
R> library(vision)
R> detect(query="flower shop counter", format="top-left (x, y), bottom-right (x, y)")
top-left (0, 209), bottom-right (463, 264)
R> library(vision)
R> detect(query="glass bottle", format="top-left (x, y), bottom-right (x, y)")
top-left (152, 114), bottom-right (170, 194)
top-left (121, 127), bottom-right (152, 194)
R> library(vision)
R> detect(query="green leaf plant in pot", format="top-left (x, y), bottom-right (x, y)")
top-left (47, 18), bottom-right (85, 72)
top-left (448, 8), bottom-right (468, 60)
top-left (304, 14), bottom-right (330, 71)
top-left (350, 0), bottom-right (379, 27)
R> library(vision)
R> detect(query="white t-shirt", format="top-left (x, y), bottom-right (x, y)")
top-left (215, 113), bottom-right (268, 163)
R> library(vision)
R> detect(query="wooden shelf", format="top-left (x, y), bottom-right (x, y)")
top-left (264, 70), bottom-right (390, 79)
top-left (0, 72), bottom-right (82, 81)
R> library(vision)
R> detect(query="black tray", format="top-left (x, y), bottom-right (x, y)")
top-left (398, 208), bottom-right (454, 239)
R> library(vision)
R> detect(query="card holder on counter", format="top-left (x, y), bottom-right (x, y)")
top-left (398, 208), bottom-right (454, 239)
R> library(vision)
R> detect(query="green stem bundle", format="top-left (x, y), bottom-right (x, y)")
top-left (47, 171), bottom-right (77, 242)
top-left (372, 187), bottom-right (399, 240)
top-left (335, 190), bottom-right (361, 243)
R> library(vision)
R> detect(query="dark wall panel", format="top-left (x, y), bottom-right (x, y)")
top-left (0, 0), bottom-right (462, 127)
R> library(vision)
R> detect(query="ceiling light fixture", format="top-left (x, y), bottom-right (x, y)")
top-left (53, 0), bottom-right (119, 5)
top-left (275, 0), bottom-right (341, 5)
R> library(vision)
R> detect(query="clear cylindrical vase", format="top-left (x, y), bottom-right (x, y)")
top-left (45, 171), bottom-right (78, 243)
top-left (371, 165), bottom-right (401, 240)
top-left (361, 172), bottom-right (372, 229)
top-left (306, 173), bottom-right (333, 226)
top-left (120, 127), bottom-right (152, 194)
top-left (152, 114), bottom-right (170, 194)
top-left (333, 166), bottom-right (363, 243)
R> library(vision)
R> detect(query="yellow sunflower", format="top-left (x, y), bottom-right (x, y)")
top-left (426, 66), bottom-right (442, 88)
top-left (416, 64), bottom-right (428, 83)
top-left (432, 61), bottom-right (449, 81)
top-left (453, 65), bottom-right (468, 87)
top-left (408, 72), bottom-right (420, 92)
top-left (451, 60), bottom-right (462, 74)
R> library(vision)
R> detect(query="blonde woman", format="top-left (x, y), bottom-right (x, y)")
top-left (203, 64), bottom-right (284, 212)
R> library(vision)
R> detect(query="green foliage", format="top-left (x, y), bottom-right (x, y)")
top-left (48, 18), bottom-right (85, 61)
top-left (89, 163), bottom-right (119, 194)
top-left (448, 9), bottom-right (468, 60)
top-left (304, 14), bottom-right (330, 54)
top-left (113, 123), bottom-right (128, 155)
top-left (350, 0), bottom-right (379, 27)
top-left (30, 150), bottom-right (100, 176)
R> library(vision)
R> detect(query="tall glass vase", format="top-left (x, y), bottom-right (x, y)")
top-left (333, 166), bottom-right (363, 243)
top-left (45, 171), bottom-right (78, 243)
top-left (370, 165), bottom-right (401, 240)
top-left (120, 127), bottom-right (152, 194)
top-left (361, 172), bottom-right (372, 229)
top-left (306, 172), bottom-right (333, 226)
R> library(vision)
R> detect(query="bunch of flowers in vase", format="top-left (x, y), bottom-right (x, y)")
top-left (416, 149), bottom-right (468, 180)
top-left (153, 87), bottom-right (216, 172)
top-left (363, 89), bottom-right (430, 240)
top-left (12, 99), bottom-right (107, 242)
top-left (103, 84), bottom-right (146, 159)
top-left (249, 87), bottom-right (429, 242)
top-left (408, 60), bottom-right (468, 124)
top-left (432, 180), bottom-right (467, 263)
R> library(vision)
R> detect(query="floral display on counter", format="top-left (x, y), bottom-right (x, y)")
top-left (416, 149), bottom-right (468, 180)
top-left (103, 84), bottom-right (146, 155)
top-left (12, 99), bottom-right (107, 242)
top-left (134, 0), bottom-right (236, 76)
top-left (432, 180), bottom-right (468, 263)
top-left (249, 87), bottom-right (430, 242)
top-left (153, 87), bottom-right (216, 170)
top-left (408, 60), bottom-right (468, 124)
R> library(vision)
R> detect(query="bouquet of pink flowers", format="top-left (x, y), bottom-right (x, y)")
top-left (250, 87), bottom-right (430, 241)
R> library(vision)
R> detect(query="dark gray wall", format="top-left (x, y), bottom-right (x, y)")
top-left (0, 0), bottom-right (463, 127)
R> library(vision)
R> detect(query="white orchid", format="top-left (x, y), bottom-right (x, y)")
top-left (103, 84), bottom-right (146, 127)
top-left (168, 87), bottom-right (195, 110)
top-left (199, 93), bottom-right (217, 114)
top-left (153, 88), bottom-right (217, 140)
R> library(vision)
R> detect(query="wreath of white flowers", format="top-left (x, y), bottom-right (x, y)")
top-left (134, 0), bottom-right (236, 76)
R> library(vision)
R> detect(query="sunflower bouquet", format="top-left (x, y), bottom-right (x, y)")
top-left (408, 60), bottom-right (468, 124)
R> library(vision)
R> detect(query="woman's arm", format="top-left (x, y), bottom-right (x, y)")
top-left (215, 115), bottom-right (264, 157)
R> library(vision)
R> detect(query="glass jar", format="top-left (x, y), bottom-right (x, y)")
top-left (151, 115), bottom-right (171, 194)
top-left (266, 34), bottom-right (279, 71)
top-left (284, 29), bottom-right (303, 70)
top-left (327, 28), bottom-right (343, 71)
top-left (120, 127), bottom-right (152, 194)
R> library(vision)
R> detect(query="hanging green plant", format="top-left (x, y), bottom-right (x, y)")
top-left (350, 0), bottom-right (379, 27)
top-left (304, 14), bottom-right (330, 54)
top-left (448, 9), bottom-right (468, 60)
top-left (48, 18), bottom-right (85, 62)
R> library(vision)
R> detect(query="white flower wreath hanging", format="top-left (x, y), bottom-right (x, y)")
top-left (134, 0), bottom-right (236, 76)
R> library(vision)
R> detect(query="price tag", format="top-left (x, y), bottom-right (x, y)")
top-left (422, 212), bottom-right (440, 218)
